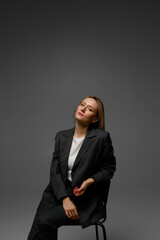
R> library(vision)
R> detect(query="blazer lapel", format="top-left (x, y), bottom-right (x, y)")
top-left (72, 127), bottom-right (96, 170)
top-left (60, 127), bottom-right (96, 181)
top-left (59, 127), bottom-right (75, 181)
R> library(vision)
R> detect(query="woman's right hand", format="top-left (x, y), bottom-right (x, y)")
top-left (62, 197), bottom-right (79, 220)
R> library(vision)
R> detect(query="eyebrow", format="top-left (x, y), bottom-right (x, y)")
top-left (81, 101), bottom-right (95, 110)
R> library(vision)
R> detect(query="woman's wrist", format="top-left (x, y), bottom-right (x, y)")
top-left (85, 177), bottom-right (95, 187)
top-left (62, 196), bottom-right (70, 203)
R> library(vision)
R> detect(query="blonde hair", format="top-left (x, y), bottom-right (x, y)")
top-left (84, 96), bottom-right (105, 130)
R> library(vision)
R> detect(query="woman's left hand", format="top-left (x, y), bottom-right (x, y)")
top-left (74, 178), bottom-right (95, 197)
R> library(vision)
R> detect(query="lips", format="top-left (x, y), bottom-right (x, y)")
top-left (78, 112), bottom-right (83, 116)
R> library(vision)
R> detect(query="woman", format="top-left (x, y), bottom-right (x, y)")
top-left (27, 96), bottom-right (116, 240)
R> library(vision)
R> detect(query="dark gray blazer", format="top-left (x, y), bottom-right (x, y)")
top-left (37, 127), bottom-right (116, 228)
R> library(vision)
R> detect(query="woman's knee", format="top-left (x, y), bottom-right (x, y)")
top-left (37, 215), bottom-right (50, 231)
top-left (37, 214), bottom-right (58, 232)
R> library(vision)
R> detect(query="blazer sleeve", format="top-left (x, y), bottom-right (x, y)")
top-left (50, 132), bottom-right (68, 202)
top-left (90, 132), bottom-right (116, 184)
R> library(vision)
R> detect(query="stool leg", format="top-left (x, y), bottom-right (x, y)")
top-left (95, 224), bottom-right (99, 240)
top-left (97, 222), bottom-right (107, 240)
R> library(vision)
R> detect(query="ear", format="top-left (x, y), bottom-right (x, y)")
top-left (92, 117), bottom-right (99, 123)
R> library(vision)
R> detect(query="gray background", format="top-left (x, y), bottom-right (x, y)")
top-left (1, 1), bottom-right (160, 240)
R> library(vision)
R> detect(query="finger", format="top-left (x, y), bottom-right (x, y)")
top-left (74, 193), bottom-right (81, 197)
top-left (74, 191), bottom-right (79, 197)
top-left (65, 211), bottom-right (69, 218)
top-left (70, 210), bottom-right (76, 220)
top-left (77, 186), bottom-right (85, 193)
top-left (76, 190), bottom-right (84, 196)
top-left (73, 208), bottom-right (79, 220)
top-left (75, 190), bottom-right (81, 195)
top-left (75, 210), bottom-right (79, 220)
top-left (66, 211), bottom-right (72, 219)
top-left (67, 210), bottom-right (77, 220)
top-left (74, 190), bottom-right (81, 196)
top-left (74, 187), bottom-right (80, 194)
top-left (76, 186), bottom-right (82, 192)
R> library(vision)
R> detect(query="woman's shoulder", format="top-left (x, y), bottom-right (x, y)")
top-left (94, 128), bottom-right (109, 137)
top-left (94, 129), bottom-right (113, 146)
top-left (55, 127), bottom-right (110, 140)
top-left (55, 127), bottom-right (74, 137)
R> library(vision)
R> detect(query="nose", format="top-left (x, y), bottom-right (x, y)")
top-left (81, 106), bottom-right (86, 112)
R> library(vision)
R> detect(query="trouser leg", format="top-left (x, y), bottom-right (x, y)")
top-left (37, 204), bottom-right (79, 240)
top-left (27, 212), bottom-right (40, 240)
top-left (27, 181), bottom-right (79, 240)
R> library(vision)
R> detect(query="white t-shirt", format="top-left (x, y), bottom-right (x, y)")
top-left (68, 136), bottom-right (85, 181)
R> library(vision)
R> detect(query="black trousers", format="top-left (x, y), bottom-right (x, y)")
top-left (27, 180), bottom-right (80, 240)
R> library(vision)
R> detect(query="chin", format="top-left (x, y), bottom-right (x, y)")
top-left (75, 113), bottom-right (82, 119)
top-left (75, 116), bottom-right (82, 121)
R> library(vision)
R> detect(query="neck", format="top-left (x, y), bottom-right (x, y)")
top-left (74, 121), bottom-right (89, 138)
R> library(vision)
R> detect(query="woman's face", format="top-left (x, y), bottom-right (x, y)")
top-left (75, 98), bottom-right (98, 126)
